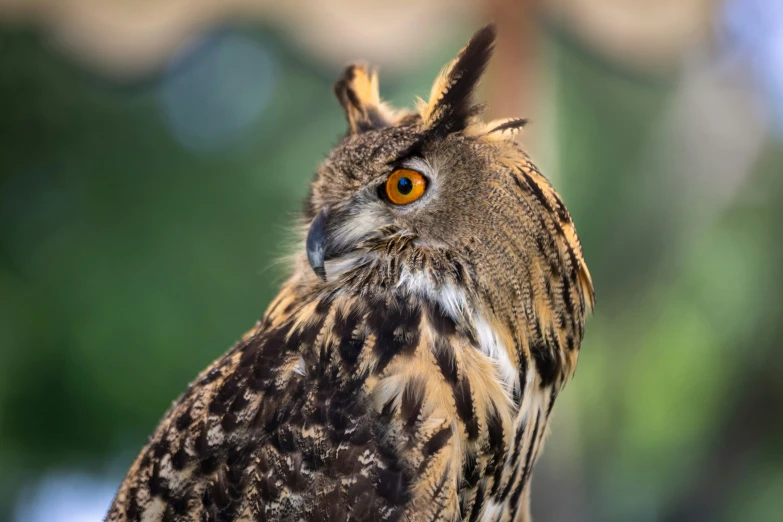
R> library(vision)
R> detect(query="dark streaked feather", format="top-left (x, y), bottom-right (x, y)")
top-left (488, 117), bottom-right (528, 134)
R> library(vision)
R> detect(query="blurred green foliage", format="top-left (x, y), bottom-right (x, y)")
top-left (1, 23), bottom-right (782, 522)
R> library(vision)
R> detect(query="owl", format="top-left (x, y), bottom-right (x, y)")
top-left (106, 25), bottom-right (593, 522)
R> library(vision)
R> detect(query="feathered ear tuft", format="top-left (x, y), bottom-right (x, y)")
top-left (419, 24), bottom-right (497, 137)
top-left (334, 63), bottom-right (398, 135)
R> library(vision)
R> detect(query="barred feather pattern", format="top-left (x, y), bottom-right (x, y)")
top-left (106, 24), bottom-right (594, 522)
top-left (106, 274), bottom-right (568, 522)
top-left (107, 174), bottom-right (590, 521)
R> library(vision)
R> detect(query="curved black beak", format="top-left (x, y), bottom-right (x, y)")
top-left (306, 206), bottom-right (331, 281)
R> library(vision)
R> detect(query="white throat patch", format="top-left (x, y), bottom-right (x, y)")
top-left (397, 269), bottom-right (520, 397)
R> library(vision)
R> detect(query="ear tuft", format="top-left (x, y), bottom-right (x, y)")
top-left (464, 117), bottom-right (528, 142)
top-left (421, 24), bottom-right (497, 137)
top-left (487, 118), bottom-right (528, 135)
top-left (334, 63), bottom-right (397, 134)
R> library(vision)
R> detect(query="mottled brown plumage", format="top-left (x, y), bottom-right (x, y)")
top-left (106, 25), bottom-right (594, 522)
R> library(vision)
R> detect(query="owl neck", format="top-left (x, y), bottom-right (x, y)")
top-left (269, 265), bottom-right (536, 402)
top-left (280, 251), bottom-right (579, 392)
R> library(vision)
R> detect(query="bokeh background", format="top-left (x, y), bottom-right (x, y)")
top-left (1, 0), bottom-right (782, 520)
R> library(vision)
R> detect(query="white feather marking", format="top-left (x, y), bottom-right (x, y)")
top-left (437, 283), bottom-right (468, 324)
top-left (480, 500), bottom-right (505, 522)
top-left (324, 251), bottom-right (371, 280)
top-left (396, 267), bottom-right (429, 295)
top-left (206, 423), bottom-right (224, 446)
top-left (398, 270), bottom-right (520, 396)
top-left (293, 356), bottom-right (306, 376)
top-left (402, 157), bottom-right (435, 178)
top-left (330, 206), bottom-right (386, 249)
top-left (142, 499), bottom-right (165, 522)
top-left (473, 316), bottom-right (520, 396)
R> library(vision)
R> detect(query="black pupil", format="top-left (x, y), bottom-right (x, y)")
top-left (397, 177), bottom-right (413, 195)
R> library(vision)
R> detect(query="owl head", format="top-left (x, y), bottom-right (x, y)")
top-left (303, 25), bottom-right (593, 384)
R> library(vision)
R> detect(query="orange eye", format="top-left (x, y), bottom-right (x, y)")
top-left (385, 169), bottom-right (427, 205)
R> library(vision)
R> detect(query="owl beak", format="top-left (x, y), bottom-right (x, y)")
top-left (306, 206), bottom-right (331, 281)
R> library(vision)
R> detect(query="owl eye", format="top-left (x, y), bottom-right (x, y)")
top-left (385, 169), bottom-right (427, 205)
